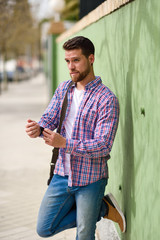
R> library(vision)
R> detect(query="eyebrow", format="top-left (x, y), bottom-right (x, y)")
top-left (65, 57), bottom-right (80, 61)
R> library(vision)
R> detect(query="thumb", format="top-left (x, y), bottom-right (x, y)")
top-left (27, 119), bottom-right (34, 123)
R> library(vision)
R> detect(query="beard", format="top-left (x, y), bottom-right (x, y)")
top-left (70, 65), bottom-right (91, 83)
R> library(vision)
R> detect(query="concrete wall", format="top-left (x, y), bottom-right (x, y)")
top-left (53, 0), bottom-right (160, 239)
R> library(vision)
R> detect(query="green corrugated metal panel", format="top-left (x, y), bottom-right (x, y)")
top-left (51, 34), bottom-right (58, 93)
top-left (56, 0), bottom-right (160, 239)
top-left (47, 34), bottom-right (58, 97)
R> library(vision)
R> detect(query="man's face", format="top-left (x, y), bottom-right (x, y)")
top-left (65, 49), bottom-right (93, 83)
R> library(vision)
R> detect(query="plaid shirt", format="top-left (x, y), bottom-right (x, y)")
top-left (38, 76), bottom-right (119, 186)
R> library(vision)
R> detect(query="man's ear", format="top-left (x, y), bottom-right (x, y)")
top-left (88, 54), bottom-right (95, 65)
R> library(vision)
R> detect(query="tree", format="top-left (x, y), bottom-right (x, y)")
top-left (0, 0), bottom-right (13, 91)
top-left (61, 0), bottom-right (79, 21)
top-left (8, 0), bottom-right (39, 56)
top-left (0, 0), bottom-right (40, 91)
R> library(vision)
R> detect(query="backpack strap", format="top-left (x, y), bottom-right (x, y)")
top-left (47, 81), bottom-right (74, 185)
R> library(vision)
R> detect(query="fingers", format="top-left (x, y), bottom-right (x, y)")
top-left (27, 119), bottom-right (33, 123)
top-left (43, 129), bottom-right (54, 146)
top-left (43, 128), bottom-right (52, 137)
top-left (26, 129), bottom-right (38, 138)
top-left (26, 119), bottom-right (36, 129)
top-left (43, 129), bottom-right (66, 148)
top-left (25, 119), bottom-right (40, 138)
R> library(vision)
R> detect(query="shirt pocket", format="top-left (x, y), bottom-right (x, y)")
top-left (80, 109), bottom-right (98, 135)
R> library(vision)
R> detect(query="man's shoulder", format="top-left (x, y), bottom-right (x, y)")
top-left (57, 80), bottom-right (72, 90)
top-left (55, 80), bottom-right (74, 97)
top-left (96, 82), bottom-right (118, 101)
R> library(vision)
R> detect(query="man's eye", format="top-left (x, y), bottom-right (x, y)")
top-left (74, 59), bottom-right (79, 62)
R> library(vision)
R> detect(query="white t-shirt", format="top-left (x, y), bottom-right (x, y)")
top-left (64, 87), bottom-right (84, 175)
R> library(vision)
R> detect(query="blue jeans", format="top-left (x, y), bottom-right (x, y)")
top-left (37, 174), bottom-right (108, 240)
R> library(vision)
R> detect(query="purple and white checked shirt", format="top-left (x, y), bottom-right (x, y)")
top-left (38, 76), bottom-right (119, 186)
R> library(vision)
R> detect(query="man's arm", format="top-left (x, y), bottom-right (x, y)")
top-left (26, 119), bottom-right (66, 147)
top-left (65, 96), bottom-right (120, 158)
top-left (26, 85), bottom-right (61, 139)
top-left (38, 81), bottom-right (69, 131)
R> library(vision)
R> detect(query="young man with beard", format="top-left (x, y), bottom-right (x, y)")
top-left (25, 36), bottom-right (126, 239)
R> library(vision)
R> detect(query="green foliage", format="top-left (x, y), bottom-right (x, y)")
top-left (61, 0), bottom-right (80, 21)
top-left (0, 0), bottom-right (40, 58)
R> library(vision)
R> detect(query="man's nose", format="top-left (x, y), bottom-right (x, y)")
top-left (68, 62), bottom-right (75, 70)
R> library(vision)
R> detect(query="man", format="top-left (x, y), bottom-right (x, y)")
top-left (26, 36), bottom-right (126, 239)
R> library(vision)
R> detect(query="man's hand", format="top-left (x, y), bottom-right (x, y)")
top-left (43, 128), bottom-right (66, 148)
top-left (25, 119), bottom-right (40, 138)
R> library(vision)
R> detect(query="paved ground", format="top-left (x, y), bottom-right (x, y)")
top-left (0, 74), bottom-right (120, 240)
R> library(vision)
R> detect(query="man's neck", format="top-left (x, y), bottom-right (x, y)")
top-left (76, 73), bottom-right (95, 90)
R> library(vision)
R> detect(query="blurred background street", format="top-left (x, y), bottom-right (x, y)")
top-left (0, 73), bottom-right (77, 239)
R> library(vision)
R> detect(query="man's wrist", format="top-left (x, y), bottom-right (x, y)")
top-left (39, 126), bottom-right (44, 136)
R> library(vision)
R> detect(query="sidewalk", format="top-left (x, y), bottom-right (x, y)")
top-left (0, 74), bottom-right (119, 240)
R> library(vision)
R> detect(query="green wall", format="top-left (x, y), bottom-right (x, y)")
top-left (47, 34), bottom-right (58, 97)
top-left (55, 0), bottom-right (160, 239)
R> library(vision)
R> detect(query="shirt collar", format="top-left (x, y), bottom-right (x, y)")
top-left (85, 76), bottom-right (102, 90)
top-left (70, 76), bottom-right (102, 91)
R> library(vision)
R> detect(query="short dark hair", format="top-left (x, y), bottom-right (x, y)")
top-left (63, 36), bottom-right (95, 58)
